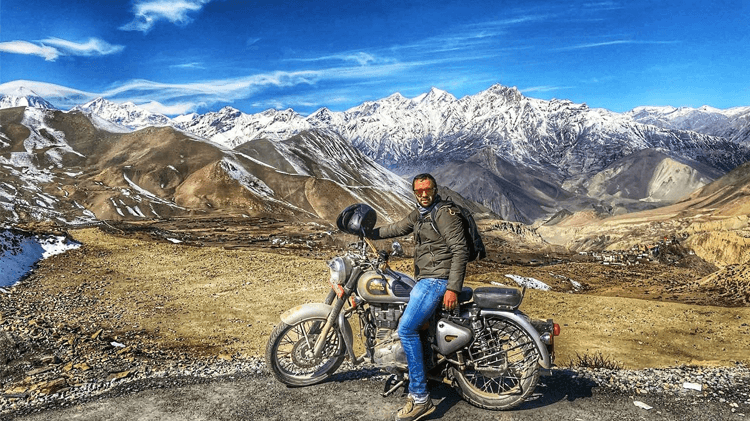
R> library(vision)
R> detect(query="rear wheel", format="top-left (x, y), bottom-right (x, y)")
top-left (453, 318), bottom-right (540, 410)
top-left (265, 317), bottom-right (346, 386)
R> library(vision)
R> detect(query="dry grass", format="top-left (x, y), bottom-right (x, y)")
top-left (565, 351), bottom-right (624, 370)
top-left (21, 227), bottom-right (750, 370)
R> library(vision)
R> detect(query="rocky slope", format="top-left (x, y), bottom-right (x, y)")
top-left (0, 106), bottom-right (413, 227)
top-left (538, 160), bottom-right (750, 268)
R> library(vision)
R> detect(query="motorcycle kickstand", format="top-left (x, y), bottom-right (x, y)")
top-left (382, 374), bottom-right (406, 397)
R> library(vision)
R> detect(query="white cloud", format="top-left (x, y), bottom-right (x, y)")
top-left (522, 85), bottom-right (574, 93)
top-left (0, 41), bottom-right (59, 61)
top-left (288, 52), bottom-right (380, 66)
top-left (102, 70), bottom-right (322, 100)
top-left (0, 80), bottom-right (95, 104)
top-left (0, 38), bottom-right (123, 61)
top-left (170, 62), bottom-right (205, 69)
top-left (41, 38), bottom-right (124, 56)
top-left (557, 40), bottom-right (679, 51)
top-left (120, 0), bottom-right (214, 32)
top-left (139, 100), bottom-right (196, 115)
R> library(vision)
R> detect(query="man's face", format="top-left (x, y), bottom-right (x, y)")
top-left (413, 179), bottom-right (436, 207)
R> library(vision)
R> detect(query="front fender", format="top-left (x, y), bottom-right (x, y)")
top-left (279, 302), bottom-right (358, 364)
top-left (280, 303), bottom-right (333, 325)
top-left (479, 309), bottom-right (552, 369)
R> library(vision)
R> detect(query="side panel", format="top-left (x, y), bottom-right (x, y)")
top-left (479, 309), bottom-right (552, 369)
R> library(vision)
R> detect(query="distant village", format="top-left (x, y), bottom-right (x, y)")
top-left (578, 234), bottom-right (691, 266)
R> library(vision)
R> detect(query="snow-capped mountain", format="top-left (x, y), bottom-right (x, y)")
top-left (174, 106), bottom-right (313, 149)
top-left (306, 85), bottom-right (750, 180)
top-left (3, 82), bottom-right (750, 223)
top-left (72, 98), bottom-right (172, 130)
top-left (628, 105), bottom-right (750, 146)
top-left (0, 87), bottom-right (56, 110)
top-left (0, 106), bottom-right (412, 226)
top-left (168, 84), bottom-right (750, 186)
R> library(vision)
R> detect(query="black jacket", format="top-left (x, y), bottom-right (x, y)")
top-left (373, 199), bottom-right (469, 293)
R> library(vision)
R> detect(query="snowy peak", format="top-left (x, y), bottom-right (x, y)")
top-left (76, 97), bottom-right (120, 114)
top-left (173, 106), bottom-right (311, 149)
top-left (414, 87), bottom-right (456, 104)
top-left (0, 87), bottom-right (56, 110)
top-left (72, 98), bottom-right (171, 130)
top-left (479, 84), bottom-right (524, 103)
top-left (628, 104), bottom-right (750, 144)
top-left (306, 107), bottom-right (345, 127)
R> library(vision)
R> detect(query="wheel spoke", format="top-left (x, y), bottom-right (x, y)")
top-left (461, 318), bottom-right (541, 401)
top-left (268, 317), bottom-right (344, 382)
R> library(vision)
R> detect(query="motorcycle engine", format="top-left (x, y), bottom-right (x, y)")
top-left (369, 305), bottom-right (407, 369)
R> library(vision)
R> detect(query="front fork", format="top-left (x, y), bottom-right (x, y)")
top-left (312, 293), bottom-right (348, 356)
top-left (313, 267), bottom-right (362, 361)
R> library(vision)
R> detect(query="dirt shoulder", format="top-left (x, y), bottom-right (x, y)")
top-left (4, 227), bottom-right (748, 370)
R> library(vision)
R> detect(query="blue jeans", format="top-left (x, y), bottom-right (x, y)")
top-left (397, 277), bottom-right (448, 400)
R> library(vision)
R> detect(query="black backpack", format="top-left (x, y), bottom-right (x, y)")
top-left (425, 200), bottom-right (487, 262)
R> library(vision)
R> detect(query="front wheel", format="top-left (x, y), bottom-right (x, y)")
top-left (453, 318), bottom-right (541, 410)
top-left (265, 317), bottom-right (346, 386)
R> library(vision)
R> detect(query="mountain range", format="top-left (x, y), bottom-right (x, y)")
top-left (1, 83), bottom-right (750, 226)
top-left (0, 105), bottom-right (414, 227)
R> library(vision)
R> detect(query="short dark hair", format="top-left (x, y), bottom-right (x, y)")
top-left (412, 173), bottom-right (437, 190)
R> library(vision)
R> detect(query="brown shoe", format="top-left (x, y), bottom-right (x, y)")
top-left (395, 396), bottom-right (435, 421)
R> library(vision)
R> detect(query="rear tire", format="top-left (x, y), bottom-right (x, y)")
top-left (453, 318), bottom-right (540, 410)
top-left (265, 317), bottom-right (346, 386)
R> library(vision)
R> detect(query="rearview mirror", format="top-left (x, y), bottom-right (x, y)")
top-left (391, 241), bottom-right (404, 257)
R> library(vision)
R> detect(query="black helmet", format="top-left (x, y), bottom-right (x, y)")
top-left (336, 203), bottom-right (377, 237)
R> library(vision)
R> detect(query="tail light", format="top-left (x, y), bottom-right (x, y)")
top-left (553, 323), bottom-right (561, 336)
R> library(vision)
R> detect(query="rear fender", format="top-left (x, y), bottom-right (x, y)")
top-left (479, 309), bottom-right (552, 369)
top-left (280, 303), bottom-right (358, 363)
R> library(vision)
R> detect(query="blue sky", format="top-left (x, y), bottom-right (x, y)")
top-left (0, 0), bottom-right (748, 116)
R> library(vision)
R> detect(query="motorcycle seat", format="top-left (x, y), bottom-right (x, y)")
top-left (472, 286), bottom-right (523, 310)
top-left (458, 287), bottom-right (473, 304)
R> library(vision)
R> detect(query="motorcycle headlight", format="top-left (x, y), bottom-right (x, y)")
top-left (327, 257), bottom-right (349, 285)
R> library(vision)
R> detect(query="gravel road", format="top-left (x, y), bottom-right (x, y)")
top-left (5, 360), bottom-right (749, 421)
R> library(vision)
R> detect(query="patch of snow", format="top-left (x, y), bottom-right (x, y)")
top-left (220, 157), bottom-right (275, 197)
top-left (87, 113), bottom-right (133, 133)
top-left (0, 229), bottom-right (81, 286)
top-left (504, 274), bottom-right (551, 291)
top-left (126, 205), bottom-right (146, 217)
top-left (122, 170), bottom-right (186, 209)
top-left (110, 198), bottom-right (124, 217)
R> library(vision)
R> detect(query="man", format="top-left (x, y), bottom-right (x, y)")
top-left (370, 173), bottom-right (469, 421)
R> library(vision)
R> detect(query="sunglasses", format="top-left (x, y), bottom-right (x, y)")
top-left (414, 188), bottom-right (435, 196)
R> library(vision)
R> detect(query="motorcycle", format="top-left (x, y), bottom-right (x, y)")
top-left (265, 204), bottom-right (560, 410)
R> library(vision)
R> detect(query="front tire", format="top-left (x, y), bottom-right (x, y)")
top-left (265, 317), bottom-right (346, 386)
top-left (453, 318), bottom-right (541, 410)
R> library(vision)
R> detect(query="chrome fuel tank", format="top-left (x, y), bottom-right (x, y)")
top-left (357, 270), bottom-right (416, 304)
